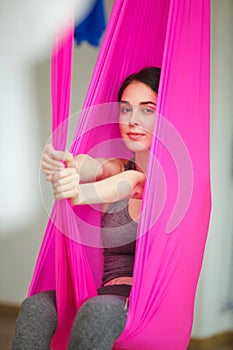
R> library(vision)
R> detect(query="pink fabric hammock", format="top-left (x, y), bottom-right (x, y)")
top-left (29, 0), bottom-right (211, 349)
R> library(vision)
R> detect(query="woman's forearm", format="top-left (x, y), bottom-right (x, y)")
top-left (70, 154), bottom-right (104, 182)
top-left (70, 155), bottom-right (126, 183)
top-left (71, 170), bottom-right (145, 205)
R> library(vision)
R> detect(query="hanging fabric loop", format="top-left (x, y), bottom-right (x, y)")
top-left (29, 1), bottom-right (211, 349)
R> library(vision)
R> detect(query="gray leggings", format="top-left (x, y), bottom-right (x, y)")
top-left (12, 290), bottom-right (128, 350)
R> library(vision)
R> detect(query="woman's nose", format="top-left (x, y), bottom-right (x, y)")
top-left (129, 108), bottom-right (140, 126)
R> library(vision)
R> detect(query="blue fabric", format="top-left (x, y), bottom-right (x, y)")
top-left (74, 0), bottom-right (106, 47)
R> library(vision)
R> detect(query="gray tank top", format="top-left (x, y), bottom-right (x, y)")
top-left (97, 159), bottom-right (138, 297)
top-left (101, 199), bottom-right (137, 283)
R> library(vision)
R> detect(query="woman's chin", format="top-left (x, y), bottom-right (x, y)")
top-left (123, 139), bottom-right (149, 153)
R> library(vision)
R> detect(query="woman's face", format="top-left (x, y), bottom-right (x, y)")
top-left (119, 81), bottom-right (158, 152)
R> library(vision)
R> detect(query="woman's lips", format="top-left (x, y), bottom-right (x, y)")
top-left (127, 132), bottom-right (145, 140)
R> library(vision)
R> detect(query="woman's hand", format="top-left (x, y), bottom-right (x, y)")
top-left (41, 144), bottom-right (73, 181)
top-left (52, 168), bottom-right (80, 200)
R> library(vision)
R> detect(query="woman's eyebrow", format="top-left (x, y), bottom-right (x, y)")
top-left (139, 101), bottom-right (157, 106)
top-left (120, 101), bottom-right (156, 106)
top-left (119, 100), bottom-right (130, 105)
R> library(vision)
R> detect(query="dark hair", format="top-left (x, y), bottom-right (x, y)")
top-left (117, 66), bottom-right (161, 102)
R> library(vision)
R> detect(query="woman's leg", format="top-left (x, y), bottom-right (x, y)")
top-left (12, 290), bottom-right (57, 350)
top-left (68, 295), bottom-right (128, 350)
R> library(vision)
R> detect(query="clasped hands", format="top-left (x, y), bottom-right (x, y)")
top-left (41, 144), bottom-right (80, 201)
top-left (42, 144), bottom-right (145, 205)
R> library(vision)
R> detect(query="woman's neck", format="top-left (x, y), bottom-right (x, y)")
top-left (135, 150), bottom-right (150, 173)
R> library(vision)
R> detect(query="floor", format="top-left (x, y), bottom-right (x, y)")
top-left (0, 312), bottom-right (233, 350)
top-left (0, 313), bottom-right (17, 350)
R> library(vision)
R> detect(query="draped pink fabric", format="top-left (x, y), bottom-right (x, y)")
top-left (29, 0), bottom-right (211, 349)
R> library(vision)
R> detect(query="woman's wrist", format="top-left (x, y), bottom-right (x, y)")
top-left (72, 155), bottom-right (103, 182)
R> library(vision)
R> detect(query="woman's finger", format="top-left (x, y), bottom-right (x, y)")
top-left (45, 144), bottom-right (73, 162)
top-left (46, 174), bottom-right (54, 181)
top-left (41, 153), bottom-right (64, 168)
top-left (52, 168), bottom-right (78, 182)
top-left (41, 163), bottom-right (64, 174)
top-left (52, 175), bottom-right (79, 191)
top-left (66, 159), bottom-right (77, 169)
top-left (44, 144), bottom-right (73, 162)
top-left (55, 150), bottom-right (73, 162)
top-left (43, 169), bottom-right (57, 175)
top-left (53, 181), bottom-right (78, 195)
top-left (54, 189), bottom-right (79, 200)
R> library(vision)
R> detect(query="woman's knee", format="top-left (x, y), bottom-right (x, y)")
top-left (68, 295), bottom-right (128, 349)
top-left (20, 290), bottom-right (57, 323)
top-left (79, 295), bottom-right (127, 323)
top-left (13, 291), bottom-right (57, 350)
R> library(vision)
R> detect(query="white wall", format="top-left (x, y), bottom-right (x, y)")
top-left (0, 0), bottom-right (114, 305)
top-left (0, 47), bottom-right (100, 304)
top-left (0, 0), bottom-right (105, 304)
top-left (0, 0), bottom-right (232, 339)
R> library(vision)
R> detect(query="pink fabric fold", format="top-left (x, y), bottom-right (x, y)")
top-left (29, 0), bottom-right (211, 349)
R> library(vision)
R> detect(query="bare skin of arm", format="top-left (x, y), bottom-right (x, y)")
top-left (41, 144), bottom-right (128, 182)
top-left (52, 168), bottom-right (145, 205)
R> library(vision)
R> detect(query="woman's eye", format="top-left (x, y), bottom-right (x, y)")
top-left (120, 106), bottom-right (132, 114)
top-left (141, 107), bottom-right (154, 115)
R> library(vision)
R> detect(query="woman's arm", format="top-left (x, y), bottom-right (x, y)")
top-left (69, 154), bottom-right (128, 182)
top-left (72, 170), bottom-right (145, 205)
top-left (41, 144), bottom-right (127, 182)
top-left (52, 168), bottom-right (145, 205)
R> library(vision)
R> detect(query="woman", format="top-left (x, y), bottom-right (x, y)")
top-left (13, 66), bottom-right (160, 350)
